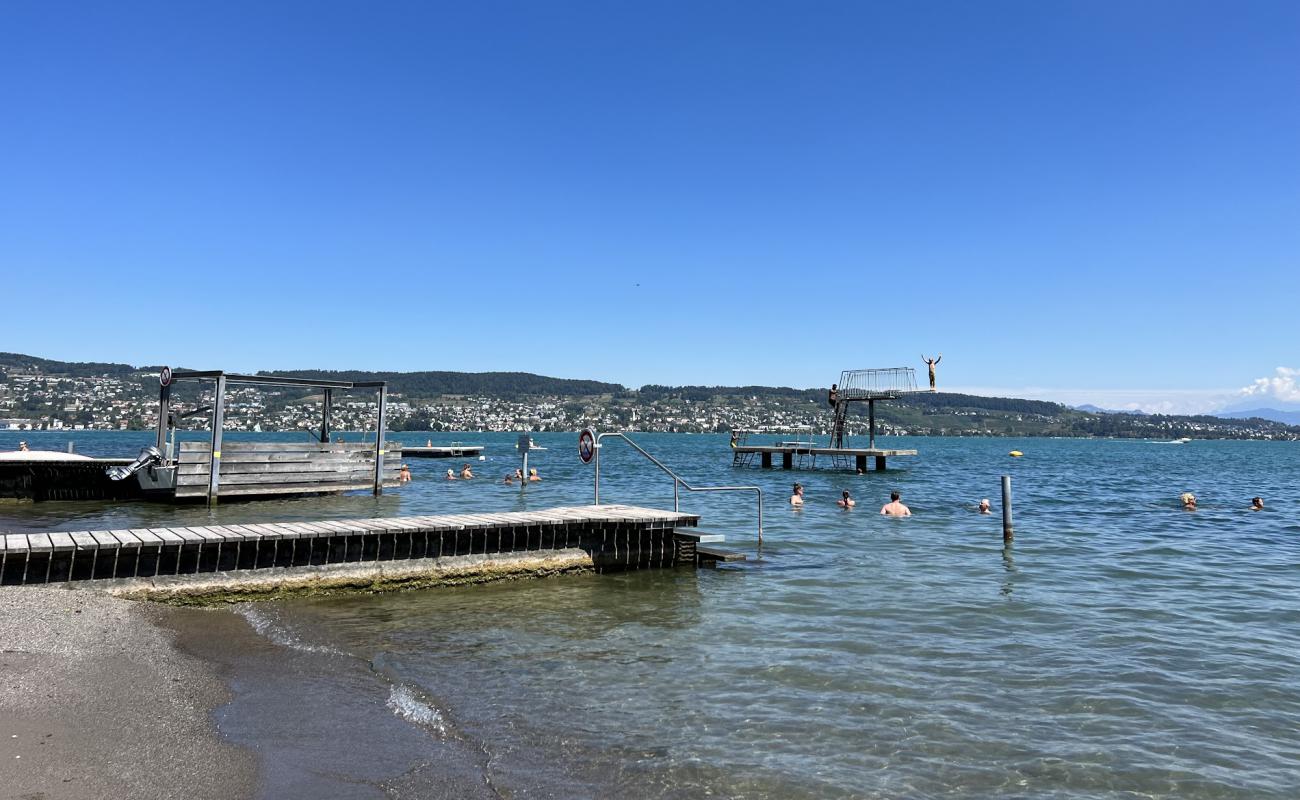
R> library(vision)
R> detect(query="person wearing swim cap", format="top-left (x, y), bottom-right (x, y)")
top-left (1180, 492), bottom-right (1197, 510)
top-left (978, 498), bottom-right (991, 514)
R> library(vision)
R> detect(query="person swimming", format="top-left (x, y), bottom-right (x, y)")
top-left (528, 468), bottom-right (542, 482)
top-left (445, 469), bottom-right (457, 480)
top-left (790, 483), bottom-right (804, 506)
top-left (460, 463), bottom-right (474, 479)
top-left (1180, 492), bottom-right (1197, 510)
top-left (881, 491), bottom-right (911, 516)
top-left (978, 498), bottom-right (991, 514)
top-left (837, 490), bottom-right (855, 508)
top-left (398, 464), bottom-right (412, 482)
top-left (1251, 496), bottom-right (1264, 511)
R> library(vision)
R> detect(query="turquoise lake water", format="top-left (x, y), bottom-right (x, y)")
top-left (3, 430), bottom-right (1298, 798)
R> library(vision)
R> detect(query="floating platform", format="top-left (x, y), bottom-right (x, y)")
top-left (0, 456), bottom-right (138, 501)
top-left (399, 445), bottom-right (485, 459)
top-left (0, 504), bottom-right (732, 589)
top-left (733, 445), bottom-right (917, 471)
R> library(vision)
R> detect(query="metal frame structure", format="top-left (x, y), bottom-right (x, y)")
top-left (594, 432), bottom-right (763, 546)
top-left (831, 367), bottom-right (918, 449)
top-left (157, 371), bottom-right (389, 505)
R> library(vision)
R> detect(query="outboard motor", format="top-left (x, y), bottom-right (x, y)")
top-left (107, 446), bottom-right (163, 482)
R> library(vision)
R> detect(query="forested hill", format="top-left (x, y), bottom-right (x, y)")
top-left (2, 352), bottom-right (1297, 440)
top-left (259, 370), bottom-right (622, 399)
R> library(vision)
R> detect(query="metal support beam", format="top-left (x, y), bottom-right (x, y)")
top-left (373, 385), bottom-right (388, 496)
top-left (207, 376), bottom-right (226, 506)
top-left (320, 388), bottom-right (332, 444)
top-left (868, 398), bottom-right (876, 449)
top-left (156, 383), bottom-right (171, 452)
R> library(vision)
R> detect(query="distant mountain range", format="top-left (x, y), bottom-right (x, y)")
top-left (1215, 408), bottom-right (1300, 426)
top-left (1073, 404), bottom-right (1149, 416)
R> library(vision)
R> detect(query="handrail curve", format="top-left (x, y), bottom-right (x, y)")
top-left (595, 432), bottom-right (763, 545)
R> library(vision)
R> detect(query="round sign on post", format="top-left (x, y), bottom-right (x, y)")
top-left (578, 428), bottom-right (596, 464)
top-left (159, 366), bottom-right (173, 387)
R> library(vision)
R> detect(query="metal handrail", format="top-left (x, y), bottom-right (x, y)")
top-left (595, 432), bottom-right (763, 544)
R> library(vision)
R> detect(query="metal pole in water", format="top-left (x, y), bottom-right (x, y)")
top-left (66, 441), bottom-right (74, 454)
top-left (1001, 475), bottom-right (1013, 542)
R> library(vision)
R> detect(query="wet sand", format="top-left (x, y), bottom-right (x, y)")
top-left (0, 586), bottom-right (257, 800)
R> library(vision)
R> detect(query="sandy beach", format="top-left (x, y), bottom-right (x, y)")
top-left (0, 586), bottom-right (256, 800)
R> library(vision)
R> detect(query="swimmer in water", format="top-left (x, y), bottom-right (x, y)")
top-left (790, 483), bottom-right (804, 507)
top-left (881, 491), bottom-right (911, 517)
top-left (837, 490), bottom-right (855, 508)
top-left (445, 469), bottom-right (457, 480)
top-left (978, 498), bottom-right (991, 514)
top-left (460, 463), bottom-right (474, 479)
top-left (1251, 496), bottom-right (1264, 511)
top-left (1180, 492), bottom-right (1197, 510)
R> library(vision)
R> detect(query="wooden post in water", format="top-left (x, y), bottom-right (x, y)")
top-left (1001, 475), bottom-right (1013, 542)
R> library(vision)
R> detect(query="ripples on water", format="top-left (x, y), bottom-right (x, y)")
top-left (4, 431), bottom-right (1299, 798)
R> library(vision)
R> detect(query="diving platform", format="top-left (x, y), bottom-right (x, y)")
top-left (732, 445), bottom-right (916, 472)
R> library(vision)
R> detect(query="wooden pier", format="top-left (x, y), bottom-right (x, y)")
top-left (0, 504), bottom-right (750, 588)
top-left (399, 445), bottom-right (485, 459)
top-left (733, 445), bottom-right (916, 471)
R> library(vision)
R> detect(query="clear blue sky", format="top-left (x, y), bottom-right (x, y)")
top-left (2, 1), bottom-right (1297, 412)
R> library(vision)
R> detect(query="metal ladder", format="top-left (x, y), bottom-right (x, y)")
top-left (593, 432), bottom-right (763, 545)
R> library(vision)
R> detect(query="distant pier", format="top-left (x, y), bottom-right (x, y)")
top-left (733, 445), bottom-right (917, 471)
top-left (0, 504), bottom-right (747, 592)
top-left (400, 444), bottom-right (485, 459)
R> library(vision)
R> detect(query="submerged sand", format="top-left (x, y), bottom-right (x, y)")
top-left (0, 586), bottom-right (257, 800)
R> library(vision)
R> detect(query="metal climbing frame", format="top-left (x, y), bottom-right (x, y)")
top-left (831, 367), bottom-right (918, 449)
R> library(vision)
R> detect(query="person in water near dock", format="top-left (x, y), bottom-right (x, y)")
top-left (445, 469), bottom-right (457, 480)
top-left (399, 464), bottom-right (412, 482)
top-left (503, 473), bottom-right (514, 484)
top-left (978, 498), bottom-right (991, 514)
top-left (528, 468), bottom-right (542, 482)
top-left (790, 483), bottom-right (804, 506)
top-left (1180, 492), bottom-right (1197, 510)
top-left (881, 491), bottom-right (911, 516)
top-left (18, 441), bottom-right (29, 451)
top-left (837, 490), bottom-right (855, 508)
top-left (426, 439), bottom-right (433, 447)
top-left (460, 463), bottom-right (474, 479)
top-left (1251, 496), bottom-right (1264, 511)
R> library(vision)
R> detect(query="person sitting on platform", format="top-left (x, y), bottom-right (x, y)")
top-left (460, 463), bottom-right (474, 479)
top-left (446, 469), bottom-right (457, 480)
top-left (1180, 492), bottom-right (1197, 510)
top-left (837, 490), bottom-right (855, 508)
top-left (881, 491), bottom-right (911, 516)
top-left (978, 498), bottom-right (991, 514)
top-left (1251, 496), bottom-right (1264, 511)
top-left (528, 468), bottom-right (542, 482)
top-left (790, 483), bottom-right (804, 506)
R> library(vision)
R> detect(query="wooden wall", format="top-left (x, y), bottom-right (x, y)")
top-left (175, 441), bottom-right (401, 499)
